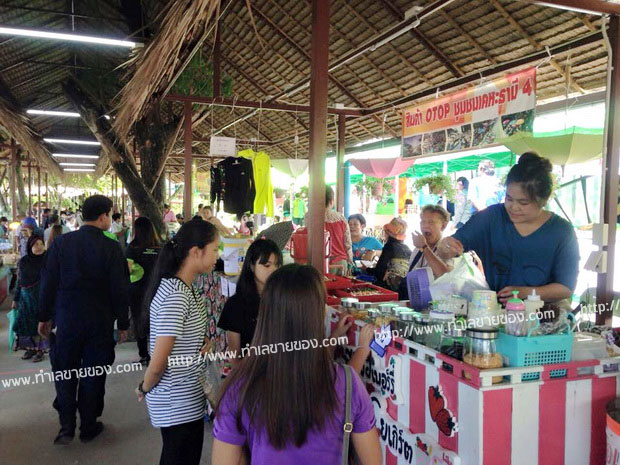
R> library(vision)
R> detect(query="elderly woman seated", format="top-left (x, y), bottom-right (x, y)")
top-left (363, 217), bottom-right (411, 291)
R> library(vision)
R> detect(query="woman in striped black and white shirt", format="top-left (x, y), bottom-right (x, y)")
top-left (135, 219), bottom-right (220, 465)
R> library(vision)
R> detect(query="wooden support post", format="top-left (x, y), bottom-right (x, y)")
top-left (9, 140), bottom-right (17, 220)
top-left (37, 166), bottom-right (41, 224)
top-left (213, 19), bottom-right (222, 98)
top-left (337, 115), bottom-right (346, 214)
top-left (597, 16), bottom-right (620, 325)
top-left (121, 183), bottom-right (126, 225)
top-left (307, 0), bottom-right (330, 273)
top-left (183, 101), bottom-right (193, 220)
top-left (27, 162), bottom-right (31, 216)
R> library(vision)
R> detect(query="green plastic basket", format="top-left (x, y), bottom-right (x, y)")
top-left (496, 322), bottom-right (573, 381)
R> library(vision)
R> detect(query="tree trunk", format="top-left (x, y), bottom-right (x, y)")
top-left (135, 114), bottom-right (173, 206)
top-left (63, 78), bottom-right (167, 238)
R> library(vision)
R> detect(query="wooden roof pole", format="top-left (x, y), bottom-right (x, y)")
top-left (215, 0), bottom-right (455, 135)
top-left (364, 30), bottom-right (603, 115)
top-left (308, 0), bottom-right (329, 274)
top-left (27, 162), bottom-right (31, 216)
top-left (213, 18), bottom-right (221, 98)
top-left (597, 16), bottom-right (620, 326)
top-left (490, 0), bottom-right (585, 94)
top-left (9, 140), bottom-right (17, 220)
top-left (183, 101), bottom-right (193, 221)
top-left (336, 115), bottom-right (346, 215)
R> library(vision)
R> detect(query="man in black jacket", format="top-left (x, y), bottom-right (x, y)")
top-left (38, 195), bottom-right (130, 445)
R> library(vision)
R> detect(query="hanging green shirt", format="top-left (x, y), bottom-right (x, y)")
top-left (293, 198), bottom-right (306, 218)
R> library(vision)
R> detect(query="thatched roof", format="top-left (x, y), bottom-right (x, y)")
top-left (0, 76), bottom-right (62, 177)
top-left (0, 0), bottom-right (611, 182)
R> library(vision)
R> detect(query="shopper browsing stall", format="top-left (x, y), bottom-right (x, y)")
top-left (136, 219), bottom-right (220, 465)
top-left (13, 235), bottom-right (46, 361)
top-left (212, 264), bottom-right (381, 465)
top-left (364, 217), bottom-right (411, 291)
top-left (126, 217), bottom-right (161, 365)
top-left (217, 239), bottom-right (282, 364)
top-left (440, 153), bottom-right (579, 305)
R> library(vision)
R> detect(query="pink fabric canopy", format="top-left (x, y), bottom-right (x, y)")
top-left (349, 157), bottom-right (415, 178)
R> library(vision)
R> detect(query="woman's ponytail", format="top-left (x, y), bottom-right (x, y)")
top-left (141, 219), bottom-right (218, 332)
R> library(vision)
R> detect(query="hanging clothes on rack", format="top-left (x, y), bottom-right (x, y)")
top-left (213, 156), bottom-right (255, 217)
top-left (238, 148), bottom-right (274, 217)
top-left (210, 163), bottom-right (223, 212)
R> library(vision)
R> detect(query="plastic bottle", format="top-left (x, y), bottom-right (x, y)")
top-left (505, 291), bottom-right (526, 336)
top-left (524, 289), bottom-right (544, 334)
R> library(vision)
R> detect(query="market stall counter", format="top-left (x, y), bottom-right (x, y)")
top-left (329, 306), bottom-right (620, 465)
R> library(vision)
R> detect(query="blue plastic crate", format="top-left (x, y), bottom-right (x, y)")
top-left (496, 330), bottom-right (573, 381)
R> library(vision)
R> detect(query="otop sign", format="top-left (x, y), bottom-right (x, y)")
top-left (401, 68), bottom-right (536, 159)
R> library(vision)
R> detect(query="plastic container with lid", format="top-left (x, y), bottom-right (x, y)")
top-left (378, 302), bottom-right (398, 315)
top-left (340, 297), bottom-right (359, 309)
top-left (505, 291), bottom-right (527, 336)
top-left (353, 301), bottom-right (373, 310)
top-left (464, 328), bottom-right (503, 384)
top-left (572, 332), bottom-right (608, 375)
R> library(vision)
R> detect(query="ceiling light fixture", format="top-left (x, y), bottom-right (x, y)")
top-left (59, 162), bottom-right (96, 167)
top-left (0, 27), bottom-right (140, 48)
top-left (44, 138), bottom-right (100, 146)
top-left (28, 109), bottom-right (110, 119)
top-left (27, 109), bottom-right (80, 117)
top-left (63, 168), bottom-right (96, 172)
top-left (52, 153), bottom-right (100, 159)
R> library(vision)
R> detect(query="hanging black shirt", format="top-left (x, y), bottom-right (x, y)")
top-left (217, 293), bottom-right (260, 350)
top-left (216, 157), bottom-right (256, 216)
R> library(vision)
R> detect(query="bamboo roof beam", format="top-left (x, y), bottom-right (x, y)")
top-left (337, 0), bottom-right (435, 88)
top-left (233, 7), bottom-right (393, 138)
top-left (269, 0), bottom-right (408, 98)
top-left (516, 0), bottom-right (620, 16)
top-left (489, 0), bottom-right (585, 94)
top-left (438, 10), bottom-right (497, 65)
top-left (378, 0), bottom-right (463, 77)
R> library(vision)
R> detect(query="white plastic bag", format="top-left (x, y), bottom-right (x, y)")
top-left (429, 252), bottom-right (489, 301)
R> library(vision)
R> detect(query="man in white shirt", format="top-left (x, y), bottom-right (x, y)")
top-left (468, 160), bottom-right (504, 212)
top-left (109, 213), bottom-right (126, 242)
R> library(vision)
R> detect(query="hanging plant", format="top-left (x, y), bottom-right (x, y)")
top-left (354, 177), bottom-right (393, 202)
top-left (413, 174), bottom-right (456, 201)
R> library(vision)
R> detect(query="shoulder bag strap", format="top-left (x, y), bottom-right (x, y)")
top-left (341, 364), bottom-right (353, 465)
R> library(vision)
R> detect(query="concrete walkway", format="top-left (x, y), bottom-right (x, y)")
top-left (0, 298), bottom-right (214, 465)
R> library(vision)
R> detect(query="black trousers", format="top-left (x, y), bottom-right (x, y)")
top-left (49, 328), bottom-right (115, 433)
top-left (130, 286), bottom-right (149, 359)
top-left (160, 419), bottom-right (204, 465)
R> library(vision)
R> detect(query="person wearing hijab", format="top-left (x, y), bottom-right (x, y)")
top-left (13, 235), bottom-right (47, 361)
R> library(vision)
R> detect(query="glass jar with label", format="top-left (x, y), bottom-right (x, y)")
top-left (440, 326), bottom-right (466, 361)
top-left (397, 310), bottom-right (418, 339)
top-left (426, 310), bottom-right (455, 350)
top-left (464, 328), bottom-right (503, 384)
top-left (412, 312), bottom-right (432, 346)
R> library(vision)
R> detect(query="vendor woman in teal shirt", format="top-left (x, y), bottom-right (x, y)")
top-left (440, 152), bottom-right (579, 305)
top-left (348, 214), bottom-right (383, 261)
